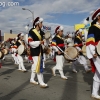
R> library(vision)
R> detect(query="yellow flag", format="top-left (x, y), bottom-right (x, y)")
top-left (74, 24), bottom-right (85, 31)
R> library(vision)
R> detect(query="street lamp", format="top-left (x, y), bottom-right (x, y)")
top-left (22, 8), bottom-right (34, 22)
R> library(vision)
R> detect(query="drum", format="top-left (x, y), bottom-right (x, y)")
top-left (44, 32), bottom-right (51, 39)
top-left (44, 47), bottom-right (51, 54)
top-left (96, 41), bottom-right (100, 55)
top-left (2, 49), bottom-right (8, 55)
top-left (0, 51), bottom-right (4, 59)
top-left (64, 47), bottom-right (78, 60)
top-left (17, 45), bottom-right (25, 55)
top-left (82, 45), bottom-right (86, 56)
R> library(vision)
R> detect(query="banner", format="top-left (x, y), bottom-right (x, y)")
top-left (43, 26), bottom-right (51, 31)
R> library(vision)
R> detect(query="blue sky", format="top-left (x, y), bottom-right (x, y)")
top-left (45, 13), bottom-right (89, 26)
top-left (0, 0), bottom-right (100, 35)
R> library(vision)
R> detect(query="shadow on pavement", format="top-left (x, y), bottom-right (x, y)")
top-left (61, 65), bottom-right (77, 100)
top-left (82, 69), bottom-right (94, 95)
top-left (0, 69), bottom-right (16, 76)
top-left (43, 63), bottom-right (53, 84)
top-left (0, 80), bottom-right (29, 100)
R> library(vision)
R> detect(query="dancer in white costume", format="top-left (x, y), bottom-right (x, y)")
top-left (51, 26), bottom-right (68, 80)
top-left (66, 33), bottom-right (74, 47)
top-left (86, 8), bottom-right (100, 99)
top-left (28, 17), bottom-right (48, 88)
top-left (10, 38), bottom-right (19, 65)
top-left (71, 29), bottom-right (91, 73)
top-left (16, 33), bottom-right (27, 72)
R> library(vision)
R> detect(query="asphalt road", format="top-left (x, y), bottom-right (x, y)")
top-left (0, 54), bottom-right (94, 100)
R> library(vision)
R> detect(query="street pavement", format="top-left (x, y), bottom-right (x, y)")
top-left (0, 54), bottom-right (94, 100)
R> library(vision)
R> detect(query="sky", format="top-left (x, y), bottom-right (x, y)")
top-left (0, 0), bottom-right (100, 35)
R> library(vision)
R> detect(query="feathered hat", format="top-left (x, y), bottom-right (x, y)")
top-left (33, 17), bottom-right (43, 27)
top-left (92, 8), bottom-right (100, 20)
top-left (55, 26), bottom-right (63, 33)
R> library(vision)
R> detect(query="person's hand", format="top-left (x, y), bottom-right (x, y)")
top-left (40, 41), bottom-right (44, 44)
top-left (93, 54), bottom-right (97, 58)
top-left (83, 42), bottom-right (86, 45)
top-left (80, 50), bottom-right (83, 53)
top-left (58, 51), bottom-right (61, 54)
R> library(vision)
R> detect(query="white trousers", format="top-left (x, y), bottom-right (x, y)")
top-left (55, 55), bottom-right (65, 70)
top-left (50, 50), bottom-right (55, 59)
top-left (43, 53), bottom-right (46, 61)
top-left (91, 56), bottom-right (100, 96)
top-left (92, 80), bottom-right (100, 96)
top-left (30, 56), bottom-right (45, 85)
top-left (12, 54), bottom-right (19, 64)
top-left (17, 55), bottom-right (26, 70)
top-left (92, 56), bottom-right (100, 82)
top-left (52, 55), bottom-right (65, 77)
top-left (72, 55), bottom-right (89, 71)
top-left (14, 53), bottom-right (19, 64)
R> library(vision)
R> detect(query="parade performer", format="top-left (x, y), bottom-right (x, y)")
top-left (86, 8), bottom-right (100, 99)
top-left (28, 17), bottom-right (48, 88)
top-left (65, 33), bottom-right (74, 47)
top-left (51, 26), bottom-right (68, 80)
top-left (16, 33), bottom-right (27, 72)
top-left (10, 37), bottom-right (19, 65)
top-left (71, 29), bottom-right (91, 73)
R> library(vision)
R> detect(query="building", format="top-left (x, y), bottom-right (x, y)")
top-left (4, 33), bottom-right (18, 41)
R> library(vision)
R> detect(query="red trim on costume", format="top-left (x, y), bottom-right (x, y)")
top-left (86, 41), bottom-right (100, 46)
top-left (89, 59), bottom-right (96, 73)
top-left (28, 38), bottom-right (33, 43)
top-left (12, 46), bottom-right (17, 49)
top-left (86, 41), bottom-right (95, 46)
top-left (28, 56), bottom-right (32, 60)
top-left (51, 44), bottom-right (64, 47)
top-left (95, 41), bottom-right (100, 45)
top-left (57, 44), bottom-right (64, 47)
top-left (74, 43), bottom-right (83, 47)
top-left (53, 57), bottom-right (56, 62)
top-left (15, 53), bottom-right (18, 56)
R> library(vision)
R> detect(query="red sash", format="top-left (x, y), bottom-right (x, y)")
top-left (89, 59), bottom-right (96, 73)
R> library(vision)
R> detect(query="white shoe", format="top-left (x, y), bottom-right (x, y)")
top-left (40, 83), bottom-right (48, 88)
top-left (91, 94), bottom-right (100, 99)
top-left (30, 80), bottom-right (38, 85)
top-left (72, 69), bottom-right (77, 73)
top-left (86, 69), bottom-right (91, 73)
top-left (43, 66), bottom-right (45, 68)
top-left (22, 69), bottom-right (27, 72)
top-left (61, 76), bottom-right (68, 80)
top-left (17, 69), bottom-right (22, 71)
top-left (15, 63), bottom-right (18, 65)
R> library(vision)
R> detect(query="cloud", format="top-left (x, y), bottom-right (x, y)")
top-left (43, 22), bottom-right (74, 34)
top-left (0, 0), bottom-right (100, 36)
